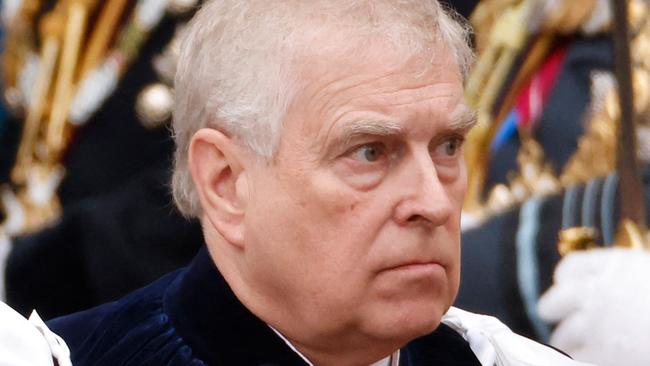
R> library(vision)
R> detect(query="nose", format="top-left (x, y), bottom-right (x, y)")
top-left (393, 152), bottom-right (454, 227)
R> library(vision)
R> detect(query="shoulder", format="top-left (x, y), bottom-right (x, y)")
top-left (47, 270), bottom-right (206, 366)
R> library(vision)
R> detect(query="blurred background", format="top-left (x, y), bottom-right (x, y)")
top-left (0, 0), bottom-right (648, 364)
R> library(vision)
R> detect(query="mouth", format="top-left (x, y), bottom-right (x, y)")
top-left (382, 260), bottom-right (444, 274)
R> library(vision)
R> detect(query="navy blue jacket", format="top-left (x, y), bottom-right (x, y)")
top-left (49, 247), bottom-right (481, 366)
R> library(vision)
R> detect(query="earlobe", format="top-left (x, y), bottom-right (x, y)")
top-left (188, 128), bottom-right (247, 248)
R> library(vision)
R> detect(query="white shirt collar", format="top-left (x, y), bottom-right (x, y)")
top-left (269, 326), bottom-right (399, 366)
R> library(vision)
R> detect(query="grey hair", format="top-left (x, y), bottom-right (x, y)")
top-left (172, 0), bottom-right (474, 217)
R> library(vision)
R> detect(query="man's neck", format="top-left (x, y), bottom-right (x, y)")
top-left (269, 326), bottom-right (399, 366)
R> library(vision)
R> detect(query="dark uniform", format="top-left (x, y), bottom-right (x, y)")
top-left (48, 246), bottom-right (482, 366)
top-left (456, 164), bottom-right (650, 341)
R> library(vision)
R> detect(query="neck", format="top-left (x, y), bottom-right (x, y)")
top-left (203, 231), bottom-right (403, 366)
top-left (282, 331), bottom-right (401, 366)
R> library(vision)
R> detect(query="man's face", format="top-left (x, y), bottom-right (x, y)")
top-left (241, 42), bottom-right (470, 348)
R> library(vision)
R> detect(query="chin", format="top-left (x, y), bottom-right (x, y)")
top-left (365, 299), bottom-right (448, 344)
top-left (405, 302), bottom-right (446, 336)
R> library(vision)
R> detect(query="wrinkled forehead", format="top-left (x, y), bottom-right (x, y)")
top-left (288, 26), bottom-right (461, 106)
top-left (282, 35), bottom-right (465, 144)
top-left (290, 20), bottom-right (451, 76)
top-left (268, 3), bottom-right (467, 154)
top-left (281, 0), bottom-right (455, 81)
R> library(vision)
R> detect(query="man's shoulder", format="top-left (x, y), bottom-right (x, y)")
top-left (46, 269), bottom-right (202, 365)
top-left (401, 323), bottom-right (482, 366)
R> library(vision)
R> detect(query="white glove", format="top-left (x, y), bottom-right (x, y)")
top-left (538, 248), bottom-right (650, 366)
top-left (443, 307), bottom-right (594, 366)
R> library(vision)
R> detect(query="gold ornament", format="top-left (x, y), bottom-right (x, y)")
top-left (614, 219), bottom-right (650, 249)
top-left (557, 227), bottom-right (599, 256)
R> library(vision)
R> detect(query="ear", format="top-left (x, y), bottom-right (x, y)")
top-left (188, 128), bottom-right (250, 248)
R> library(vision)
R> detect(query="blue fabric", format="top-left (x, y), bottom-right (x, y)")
top-left (49, 271), bottom-right (205, 365)
top-left (491, 110), bottom-right (519, 152)
top-left (48, 246), bottom-right (481, 366)
top-left (485, 35), bottom-right (613, 191)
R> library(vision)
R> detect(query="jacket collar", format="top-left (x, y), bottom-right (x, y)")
top-left (163, 247), bottom-right (480, 366)
top-left (163, 246), bottom-right (308, 365)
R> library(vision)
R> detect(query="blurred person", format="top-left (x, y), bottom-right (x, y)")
top-left (538, 248), bottom-right (650, 366)
top-left (2, 1), bottom-right (203, 319)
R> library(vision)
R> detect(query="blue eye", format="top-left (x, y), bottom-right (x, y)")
top-left (436, 137), bottom-right (463, 158)
top-left (352, 143), bottom-right (385, 162)
top-left (443, 138), bottom-right (462, 156)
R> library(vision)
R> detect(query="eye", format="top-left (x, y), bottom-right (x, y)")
top-left (442, 137), bottom-right (463, 157)
top-left (432, 136), bottom-right (464, 159)
top-left (350, 143), bottom-right (386, 163)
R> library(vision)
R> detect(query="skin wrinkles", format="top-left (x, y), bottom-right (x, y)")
top-left (311, 82), bottom-right (462, 156)
top-left (201, 35), bottom-right (468, 366)
top-left (318, 117), bottom-right (404, 161)
top-left (298, 73), bottom-right (404, 155)
top-left (302, 49), bottom-right (463, 146)
top-left (318, 98), bottom-right (475, 163)
top-left (311, 77), bottom-right (453, 140)
top-left (448, 103), bottom-right (477, 131)
top-left (276, 51), bottom-right (458, 344)
top-left (295, 42), bottom-right (450, 147)
top-left (293, 39), bottom-right (419, 120)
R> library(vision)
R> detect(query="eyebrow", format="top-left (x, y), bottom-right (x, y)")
top-left (449, 104), bottom-right (478, 131)
top-left (323, 105), bottom-right (477, 155)
top-left (337, 119), bottom-right (405, 147)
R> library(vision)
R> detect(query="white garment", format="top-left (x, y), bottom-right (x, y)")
top-left (0, 302), bottom-right (71, 366)
top-left (538, 248), bottom-right (650, 366)
top-left (271, 306), bottom-right (594, 366)
top-left (442, 307), bottom-right (596, 366)
top-left (0, 232), bottom-right (11, 301)
top-left (270, 325), bottom-right (398, 366)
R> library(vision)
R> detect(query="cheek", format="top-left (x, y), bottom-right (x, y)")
top-left (448, 233), bottom-right (461, 295)
top-left (458, 159), bottom-right (468, 193)
top-left (247, 162), bottom-right (397, 279)
top-left (246, 170), bottom-right (372, 270)
top-left (446, 163), bottom-right (467, 214)
top-left (443, 169), bottom-right (464, 302)
top-left (331, 159), bottom-right (387, 191)
top-left (299, 167), bottom-right (388, 225)
top-left (454, 159), bottom-right (468, 189)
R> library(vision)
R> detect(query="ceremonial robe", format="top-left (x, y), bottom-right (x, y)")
top-left (48, 246), bottom-right (482, 366)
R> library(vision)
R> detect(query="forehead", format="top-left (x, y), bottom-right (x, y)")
top-left (285, 39), bottom-right (466, 142)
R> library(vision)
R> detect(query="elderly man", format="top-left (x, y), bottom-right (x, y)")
top-left (48, 1), bottom-right (591, 365)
